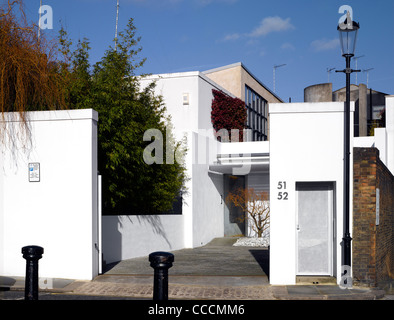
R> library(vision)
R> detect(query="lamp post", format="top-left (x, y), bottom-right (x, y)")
top-left (336, 14), bottom-right (360, 286)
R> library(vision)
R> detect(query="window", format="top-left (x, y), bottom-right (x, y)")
top-left (245, 85), bottom-right (268, 141)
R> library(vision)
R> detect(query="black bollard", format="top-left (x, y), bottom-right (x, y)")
top-left (22, 246), bottom-right (44, 300)
top-left (149, 251), bottom-right (174, 301)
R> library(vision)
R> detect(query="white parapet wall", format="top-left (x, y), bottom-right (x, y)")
top-left (0, 109), bottom-right (99, 281)
top-left (102, 215), bottom-right (185, 264)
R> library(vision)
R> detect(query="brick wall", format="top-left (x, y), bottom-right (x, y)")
top-left (353, 147), bottom-right (394, 287)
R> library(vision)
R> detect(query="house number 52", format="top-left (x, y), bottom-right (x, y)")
top-left (277, 181), bottom-right (288, 200)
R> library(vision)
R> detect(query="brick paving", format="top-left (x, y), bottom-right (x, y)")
top-left (67, 280), bottom-right (275, 300)
top-left (56, 237), bottom-right (387, 300)
top-left (60, 279), bottom-right (387, 300)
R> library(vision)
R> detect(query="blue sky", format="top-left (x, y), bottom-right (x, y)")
top-left (22, 0), bottom-right (394, 102)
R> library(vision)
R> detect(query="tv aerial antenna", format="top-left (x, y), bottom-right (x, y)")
top-left (115, 0), bottom-right (120, 51)
top-left (363, 68), bottom-right (374, 88)
top-left (354, 55), bottom-right (365, 85)
top-left (273, 64), bottom-right (286, 93)
top-left (327, 67), bottom-right (335, 83)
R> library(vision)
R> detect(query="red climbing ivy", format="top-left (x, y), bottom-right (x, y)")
top-left (211, 89), bottom-right (246, 142)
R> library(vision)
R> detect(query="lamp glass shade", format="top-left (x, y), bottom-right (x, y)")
top-left (337, 21), bottom-right (360, 56)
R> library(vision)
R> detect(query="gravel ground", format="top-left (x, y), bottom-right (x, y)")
top-left (232, 237), bottom-right (269, 247)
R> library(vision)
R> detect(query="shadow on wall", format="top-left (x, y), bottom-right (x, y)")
top-left (208, 171), bottom-right (224, 199)
top-left (102, 213), bottom-right (182, 270)
top-left (1, 117), bottom-right (34, 174)
top-left (102, 216), bottom-right (122, 268)
top-left (133, 215), bottom-right (172, 249)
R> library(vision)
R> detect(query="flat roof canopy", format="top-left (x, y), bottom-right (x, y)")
top-left (209, 153), bottom-right (269, 175)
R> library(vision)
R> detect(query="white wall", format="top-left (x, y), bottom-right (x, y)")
top-left (0, 109), bottom-right (98, 281)
top-left (269, 102), bottom-right (354, 285)
top-left (139, 72), bottom-right (234, 134)
top-left (191, 133), bottom-right (224, 247)
top-left (141, 73), bottom-right (200, 136)
top-left (102, 215), bottom-right (185, 263)
top-left (192, 75), bottom-right (227, 246)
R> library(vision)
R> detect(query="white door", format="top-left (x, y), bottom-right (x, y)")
top-left (296, 182), bottom-right (334, 276)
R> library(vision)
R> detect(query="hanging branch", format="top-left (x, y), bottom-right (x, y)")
top-left (0, 0), bottom-right (66, 145)
top-left (0, 1), bottom-right (66, 114)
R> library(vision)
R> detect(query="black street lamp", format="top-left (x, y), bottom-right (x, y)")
top-left (336, 14), bottom-right (360, 285)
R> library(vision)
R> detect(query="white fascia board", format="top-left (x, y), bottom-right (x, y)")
top-left (0, 109), bottom-right (98, 122)
top-left (139, 71), bottom-right (236, 99)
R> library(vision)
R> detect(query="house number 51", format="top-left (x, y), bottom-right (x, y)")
top-left (277, 181), bottom-right (288, 200)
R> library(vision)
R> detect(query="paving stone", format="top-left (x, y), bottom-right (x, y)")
top-left (68, 281), bottom-right (275, 300)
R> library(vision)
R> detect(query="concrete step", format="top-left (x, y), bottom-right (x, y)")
top-left (296, 276), bottom-right (337, 285)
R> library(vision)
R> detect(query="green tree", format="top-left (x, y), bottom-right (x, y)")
top-left (60, 19), bottom-right (187, 214)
